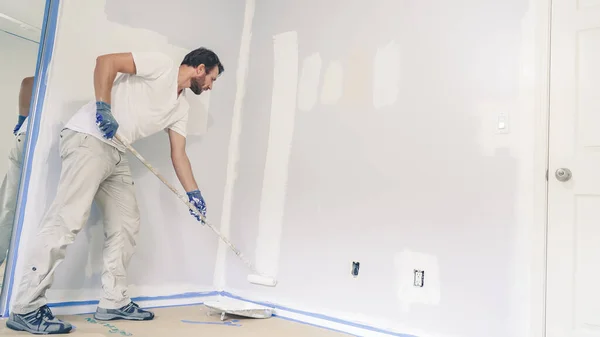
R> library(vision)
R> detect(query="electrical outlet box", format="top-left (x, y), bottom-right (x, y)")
top-left (414, 269), bottom-right (424, 287)
top-left (351, 261), bottom-right (360, 278)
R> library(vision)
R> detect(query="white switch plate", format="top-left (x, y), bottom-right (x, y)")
top-left (496, 113), bottom-right (509, 134)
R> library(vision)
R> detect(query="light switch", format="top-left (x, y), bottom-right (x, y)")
top-left (497, 114), bottom-right (509, 134)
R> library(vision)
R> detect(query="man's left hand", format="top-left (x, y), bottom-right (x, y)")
top-left (13, 115), bottom-right (26, 135)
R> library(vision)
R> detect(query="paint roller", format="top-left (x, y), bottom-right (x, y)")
top-left (114, 133), bottom-right (277, 288)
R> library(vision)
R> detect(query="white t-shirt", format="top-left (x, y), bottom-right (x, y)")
top-left (64, 51), bottom-right (189, 153)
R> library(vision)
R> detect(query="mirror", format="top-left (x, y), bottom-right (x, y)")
top-left (0, 1), bottom-right (47, 291)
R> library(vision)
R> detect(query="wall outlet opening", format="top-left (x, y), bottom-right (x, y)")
top-left (414, 269), bottom-right (424, 287)
top-left (351, 261), bottom-right (360, 277)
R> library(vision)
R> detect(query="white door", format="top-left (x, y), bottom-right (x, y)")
top-left (547, 0), bottom-right (600, 336)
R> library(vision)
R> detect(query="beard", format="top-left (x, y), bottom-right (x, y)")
top-left (190, 78), bottom-right (203, 95)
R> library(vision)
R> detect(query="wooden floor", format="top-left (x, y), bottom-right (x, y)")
top-left (0, 304), bottom-right (352, 336)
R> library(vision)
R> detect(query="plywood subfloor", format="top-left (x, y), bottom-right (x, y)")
top-left (0, 304), bottom-right (351, 337)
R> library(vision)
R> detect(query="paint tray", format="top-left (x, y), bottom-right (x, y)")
top-left (204, 299), bottom-right (274, 320)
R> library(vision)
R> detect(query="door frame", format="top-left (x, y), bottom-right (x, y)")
top-left (532, 0), bottom-right (552, 336)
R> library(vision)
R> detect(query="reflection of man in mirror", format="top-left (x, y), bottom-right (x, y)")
top-left (0, 76), bottom-right (33, 270)
top-left (7, 48), bottom-right (224, 335)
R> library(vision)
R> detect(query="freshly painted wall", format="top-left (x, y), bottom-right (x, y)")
top-left (9, 0), bottom-right (243, 305)
top-left (0, 32), bottom-right (39, 186)
top-left (223, 1), bottom-right (547, 337)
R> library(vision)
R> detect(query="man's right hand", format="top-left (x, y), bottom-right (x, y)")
top-left (95, 101), bottom-right (119, 139)
top-left (187, 189), bottom-right (207, 224)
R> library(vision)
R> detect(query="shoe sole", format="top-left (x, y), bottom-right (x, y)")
top-left (6, 319), bottom-right (72, 335)
top-left (93, 312), bottom-right (154, 321)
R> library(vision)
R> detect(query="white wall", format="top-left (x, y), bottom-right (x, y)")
top-left (10, 0), bottom-right (243, 303)
top-left (0, 32), bottom-right (38, 185)
top-left (223, 1), bottom-right (548, 337)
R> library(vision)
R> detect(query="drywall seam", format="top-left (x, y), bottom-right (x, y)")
top-left (254, 31), bottom-right (299, 278)
top-left (373, 40), bottom-right (400, 109)
top-left (320, 60), bottom-right (343, 105)
top-left (297, 52), bottom-right (322, 111)
top-left (214, 0), bottom-right (255, 290)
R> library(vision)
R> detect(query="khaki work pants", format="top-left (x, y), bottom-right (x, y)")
top-left (0, 132), bottom-right (26, 265)
top-left (12, 129), bottom-right (140, 314)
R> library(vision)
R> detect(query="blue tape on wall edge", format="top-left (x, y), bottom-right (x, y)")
top-left (47, 291), bottom-right (220, 309)
top-left (0, 29), bottom-right (40, 44)
top-left (219, 292), bottom-right (417, 337)
top-left (1, 0), bottom-right (61, 317)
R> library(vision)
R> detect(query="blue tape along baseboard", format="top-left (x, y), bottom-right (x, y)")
top-left (219, 292), bottom-right (417, 337)
top-left (32, 289), bottom-right (414, 336)
top-left (47, 291), bottom-right (220, 309)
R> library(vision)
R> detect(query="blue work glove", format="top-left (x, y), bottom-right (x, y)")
top-left (13, 115), bottom-right (26, 135)
top-left (95, 101), bottom-right (119, 139)
top-left (187, 189), bottom-right (207, 224)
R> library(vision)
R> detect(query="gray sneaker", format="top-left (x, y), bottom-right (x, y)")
top-left (6, 305), bottom-right (73, 334)
top-left (94, 302), bottom-right (154, 321)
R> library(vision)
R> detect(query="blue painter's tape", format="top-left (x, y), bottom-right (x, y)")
top-left (49, 300), bottom-right (98, 308)
top-left (47, 291), bottom-right (218, 309)
top-left (275, 315), bottom-right (357, 337)
top-left (220, 292), bottom-right (417, 337)
top-left (1, 0), bottom-right (60, 317)
top-left (132, 291), bottom-right (219, 302)
top-left (0, 29), bottom-right (40, 44)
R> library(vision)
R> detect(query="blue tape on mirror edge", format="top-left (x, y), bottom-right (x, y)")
top-left (1, 0), bottom-right (61, 317)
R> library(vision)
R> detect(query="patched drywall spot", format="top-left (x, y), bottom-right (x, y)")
top-left (373, 40), bottom-right (400, 109)
top-left (394, 249), bottom-right (441, 312)
top-left (320, 60), bottom-right (344, 106)
top-left (342, 47), bottom-right (371, 108)
top-left (297, 52), bottom-right (322, 111)
top-left (215, 0), bottom-right (256, 289)
top-left (255, 31), bottom-right (299, 278)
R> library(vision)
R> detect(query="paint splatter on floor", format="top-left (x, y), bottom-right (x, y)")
top-left (85, 317), bottom-right (133, 335)
top-left (181, 319), bottom-right (242, 327)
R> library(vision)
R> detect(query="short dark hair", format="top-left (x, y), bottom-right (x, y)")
top-left (181, 47), bottom-right (224, 76)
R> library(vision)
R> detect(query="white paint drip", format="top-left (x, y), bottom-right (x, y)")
top-left (255, 31), bottom-right (299, 278)
top-left (297, 52), bottom-right (322, 111)
top-left (214, 0), bottom-right (255, 290)
top-left (373, 40), bottom-right (400, 109)
top-left (320, 60), bottom-right (344, 105)
top-left (393, 249), bottom-right (441, 312)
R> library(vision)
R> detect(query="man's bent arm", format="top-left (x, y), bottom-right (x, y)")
top-left (19, 76), bottom-right (34, 117)
top-left (168, 129), bottom-right (199, 192)
top-left (94, 53), bottom-right (137, 104)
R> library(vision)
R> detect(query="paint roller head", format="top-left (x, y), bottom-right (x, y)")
top-left (247, 274), bottom-right (277, 287)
